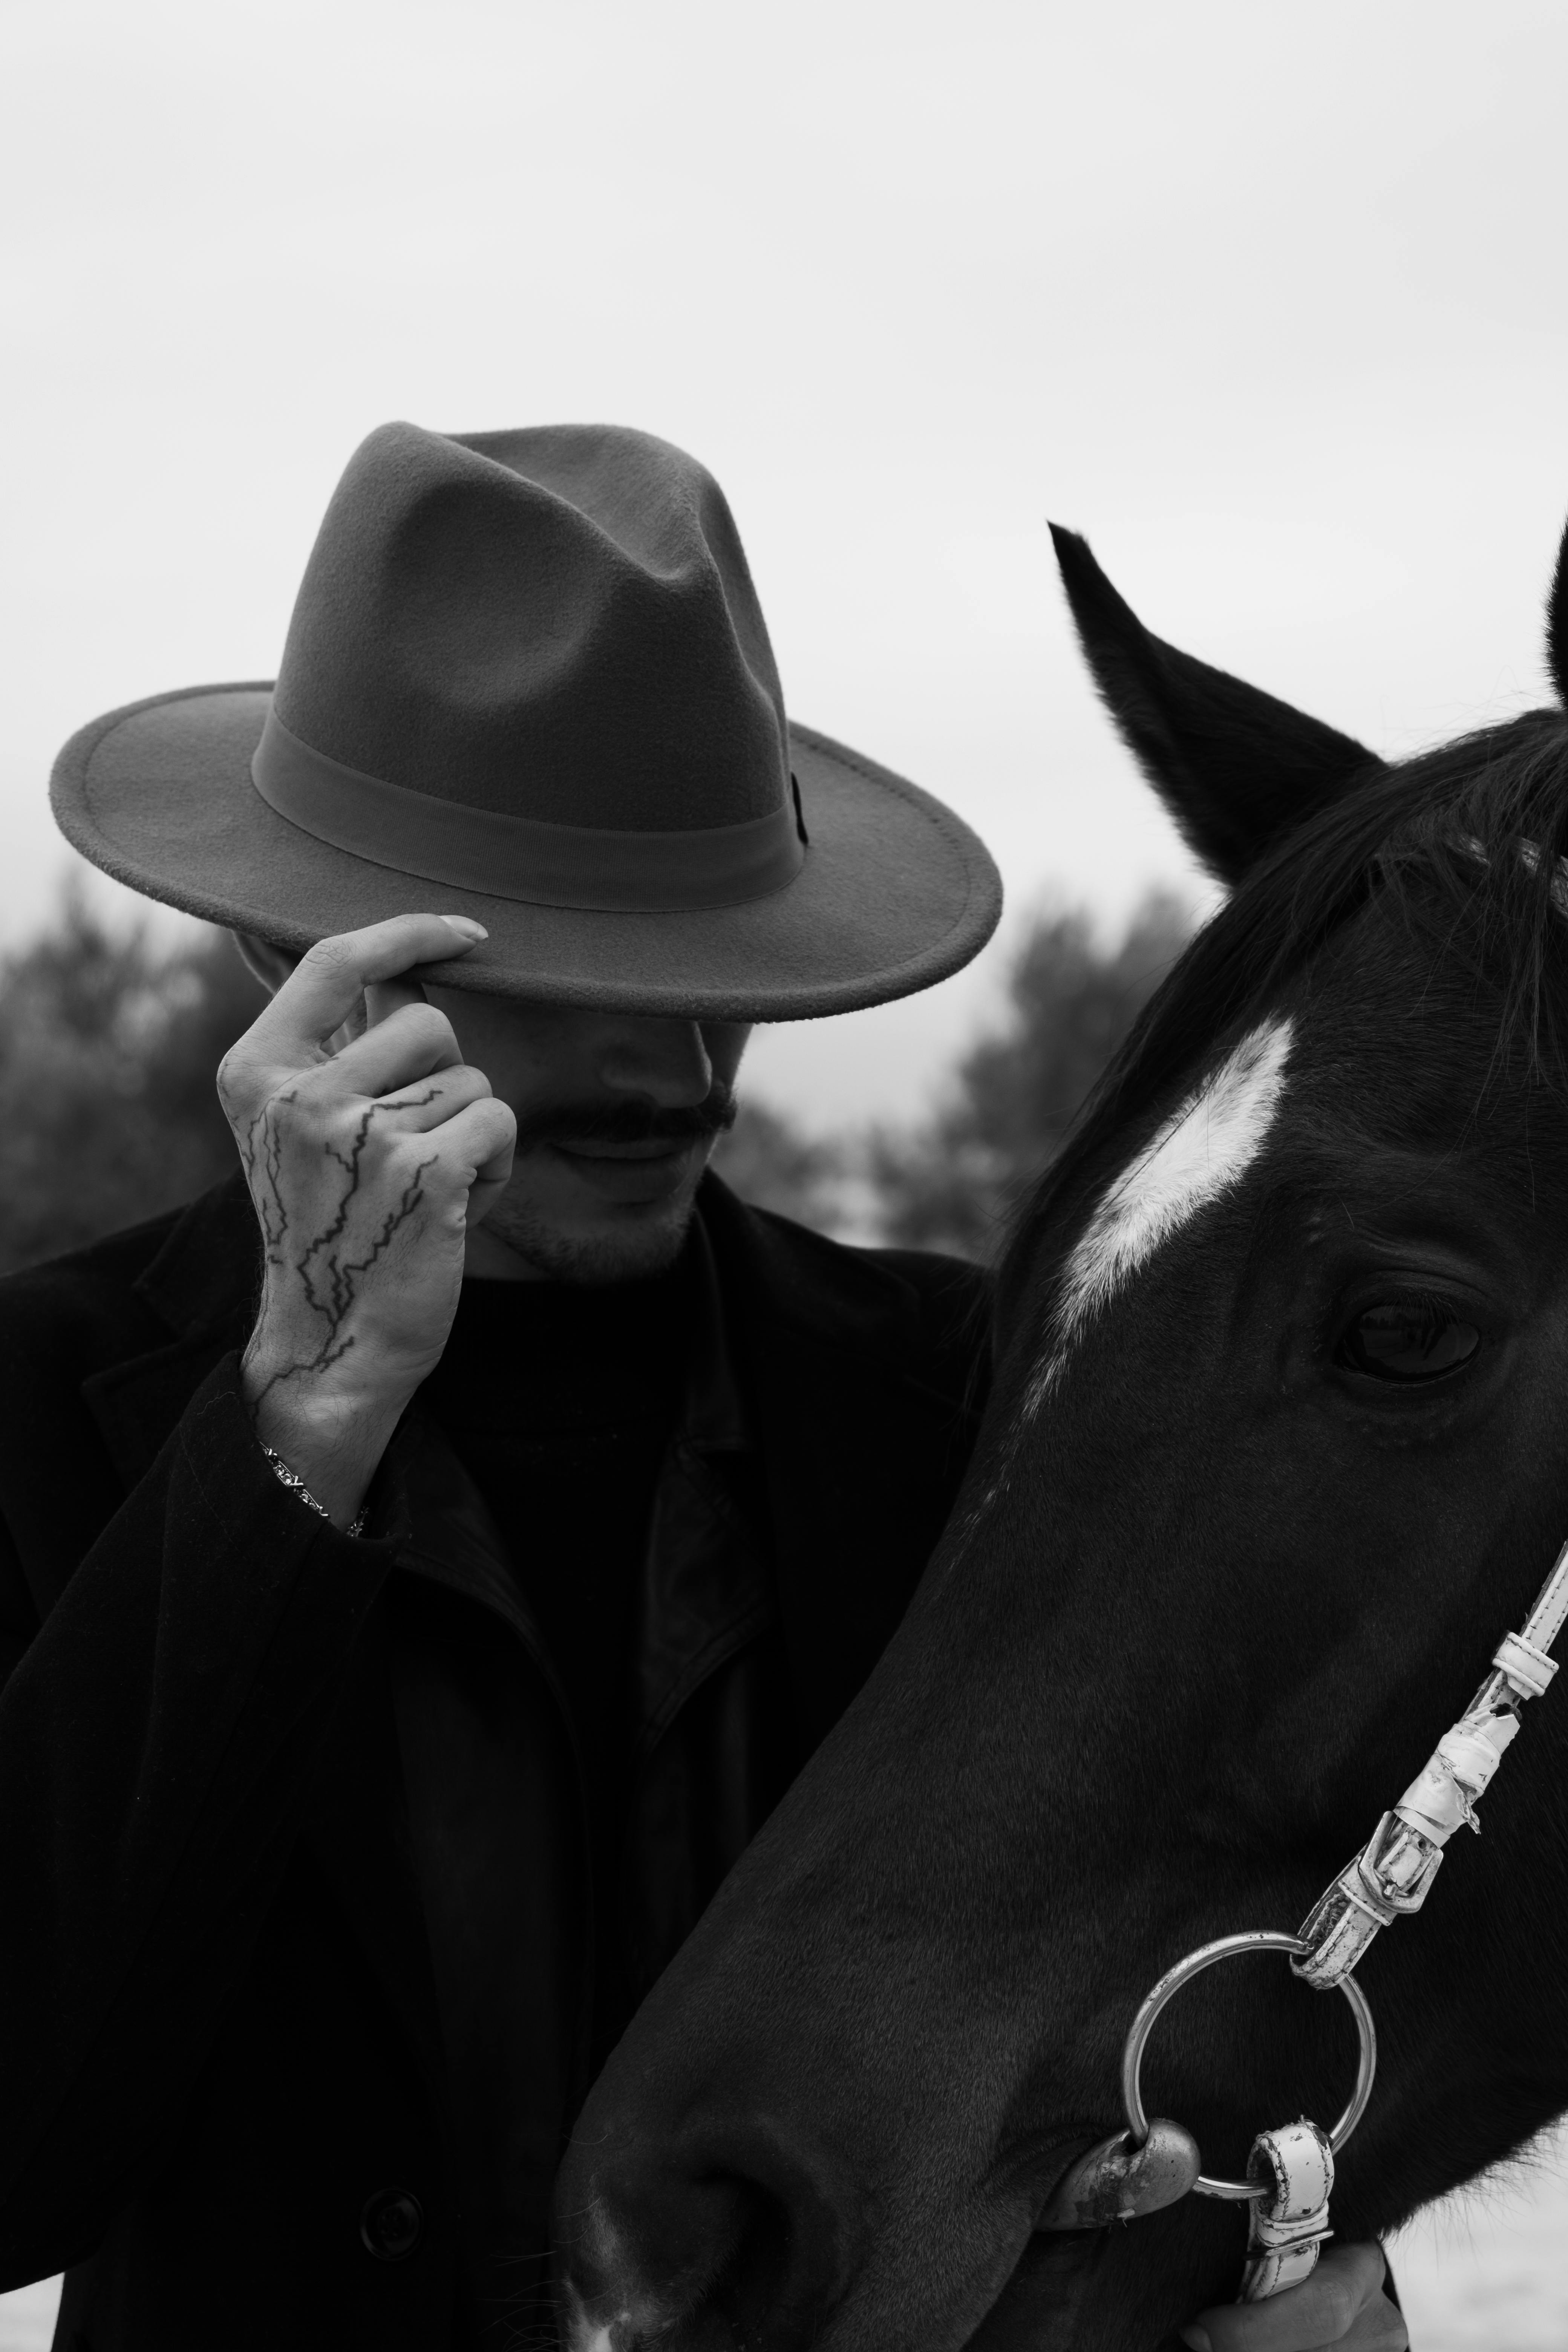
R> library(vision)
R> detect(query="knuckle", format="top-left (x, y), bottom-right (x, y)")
top-left (410, 1001), bottom-right (454, 1044)
top-left (302, 933), bottom-right (358, 978)
top-left (471, 1104), bottom-right (512, 1148)
top-left (1318, 2280), bottom-right (1357, 2332)
top-left (1353, 2297), bottom-right (1406, 2352)
top-left (216, 1047), bottom-right (268, 1115)
top-left (389, 1001), bottom-right (451, 1058)
top-left (286, 1062), bottom-right (334, 1109)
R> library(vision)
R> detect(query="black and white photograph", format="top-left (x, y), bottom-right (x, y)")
top-left (3, 5), bottom-right (1568, 2347)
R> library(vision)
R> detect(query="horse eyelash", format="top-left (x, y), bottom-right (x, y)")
top-left (1323, 1284), bottom-right (1465, 1355)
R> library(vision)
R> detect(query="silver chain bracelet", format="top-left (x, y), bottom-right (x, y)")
top-left (260, 1444), bottom-right (368, 1540)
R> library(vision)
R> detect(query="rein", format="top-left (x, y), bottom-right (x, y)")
top-left (1038, 1540), bottom-right (1568, 2300)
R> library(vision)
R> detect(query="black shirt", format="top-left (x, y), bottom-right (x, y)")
top-left (417, 1259), bottom-right (692, 2065)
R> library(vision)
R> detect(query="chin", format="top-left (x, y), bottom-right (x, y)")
top-left (483, 1191), bottom-right (698, 1285)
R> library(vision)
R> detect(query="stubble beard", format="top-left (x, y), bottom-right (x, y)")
top-left (479, 1161), bottom-right (707, 1285)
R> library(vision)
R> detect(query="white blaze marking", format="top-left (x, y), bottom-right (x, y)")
top-left (1024, 1015), bottom-right (1294, 1412)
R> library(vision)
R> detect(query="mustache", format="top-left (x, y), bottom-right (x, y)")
top-left (510, 1082), bottom-right (738, 1154)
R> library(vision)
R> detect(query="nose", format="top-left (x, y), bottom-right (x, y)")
top-left (596, 1017), bottom-right (714, 1109)
top-left (554, 2101), bottom-right (862, 2351)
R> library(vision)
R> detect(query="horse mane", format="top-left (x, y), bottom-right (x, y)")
top-left (998, 705), bottom-right (1568, 1335)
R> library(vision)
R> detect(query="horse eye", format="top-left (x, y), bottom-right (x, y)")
top-left (1338, 1300), bottom-right (1481, 1382)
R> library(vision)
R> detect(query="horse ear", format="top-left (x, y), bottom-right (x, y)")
top-left (1545, 514), bottom-right (1568, 706)
top-left (1049, 525), bottom-right (1386, 886)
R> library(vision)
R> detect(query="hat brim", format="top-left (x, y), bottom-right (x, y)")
top-left (50, 685), bottom-right (1002, 1021)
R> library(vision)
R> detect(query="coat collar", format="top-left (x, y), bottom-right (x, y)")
top-left (77, 1176), bottom-right (260, 1497)
top-left (92, 1171), bottom-right (770, 1761)
top-left (70, 1167), bottom-right (986, 2122)
top-left (79, 1173), bottom-right (784, 2117)
top-left (95, 1170), bottom-right (758, 1488)
top-left (87, 1166), bottom-right (988, 1758)
top-left (133, 1170), bottom-right (262, 1341)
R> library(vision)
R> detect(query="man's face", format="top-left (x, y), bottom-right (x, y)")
top-left (424, 986), bottom-right (751, 1285)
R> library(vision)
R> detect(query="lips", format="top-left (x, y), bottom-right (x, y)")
top-left (545, 1136), bottom-right (700, 1204)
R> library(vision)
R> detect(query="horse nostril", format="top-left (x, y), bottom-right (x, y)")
top-left (556, 2121), bottom-right (861, 2352)
top-left (698, 2175), bottom-right (795, 2344)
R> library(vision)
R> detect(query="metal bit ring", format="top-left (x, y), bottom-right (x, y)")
top-left (1121, 1931), bottom-right (1378, 2200)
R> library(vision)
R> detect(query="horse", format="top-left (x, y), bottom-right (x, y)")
top-left (551, 516), bottom-right (1568, 2349)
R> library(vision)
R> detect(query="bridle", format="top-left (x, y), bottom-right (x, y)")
top-left (1025, 828), bottom-right (1568, 2298)
top-left (1037, 1539), bottom-right (1568, 2301)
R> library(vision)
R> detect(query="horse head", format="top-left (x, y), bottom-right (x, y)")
top-left (554, 517), bottom-right (1568, 2347)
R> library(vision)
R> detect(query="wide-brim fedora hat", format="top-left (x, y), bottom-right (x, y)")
top-left (51, 421), bottom-right (1002, 1020)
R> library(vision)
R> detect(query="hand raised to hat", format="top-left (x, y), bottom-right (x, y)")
top-left (220, 913), bottom-right (516, 1530)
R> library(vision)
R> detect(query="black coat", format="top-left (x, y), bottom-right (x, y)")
top-left (0, 1172), bottom-right (988, 2350)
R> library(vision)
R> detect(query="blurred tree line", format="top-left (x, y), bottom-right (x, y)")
top-left (863, 891), bottom-right (1191, 1256)
top-left (0, 889), bottom-right (1191, 1278)
top-left (712, 892), bottom-right (1190, 1256)
top-left (0, 893), bottom-right (266, 1273)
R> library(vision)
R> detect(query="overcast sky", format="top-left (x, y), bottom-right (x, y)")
top-left (5, 0), bottom-right (1568, 1124)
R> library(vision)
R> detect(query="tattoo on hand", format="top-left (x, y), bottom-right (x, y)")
top-left (233, 1089), bottom-right (441, 1400)
top-left (231, 1087), bottom-right (296, 1265)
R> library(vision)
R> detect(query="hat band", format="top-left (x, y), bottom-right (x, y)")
top-left (250, 707), bottom-right (807, 913)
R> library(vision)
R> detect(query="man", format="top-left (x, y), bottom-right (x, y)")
top-left (0, 422), bottom-right (1397, 2351)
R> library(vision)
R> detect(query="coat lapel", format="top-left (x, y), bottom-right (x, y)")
top-left (78, 1178), bottom-right (259, 1502)
top-left (70, 1179), bottom-right (462, 2096)
top-left (631, 1215), bottom-right (773, 1769)
top-left (66, 1166), bottom-right (989, 2130)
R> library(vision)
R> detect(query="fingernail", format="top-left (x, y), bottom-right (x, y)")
top-left (1178, 2331), bottom-right (1212, 2352)
top-left (439, 917), bottom-right (488, 940)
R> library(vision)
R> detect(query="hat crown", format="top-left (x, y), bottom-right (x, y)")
top-left (272, 421), bottom-right (790, 834)
top-left (51, 418), bottom-right (1003, 1019)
